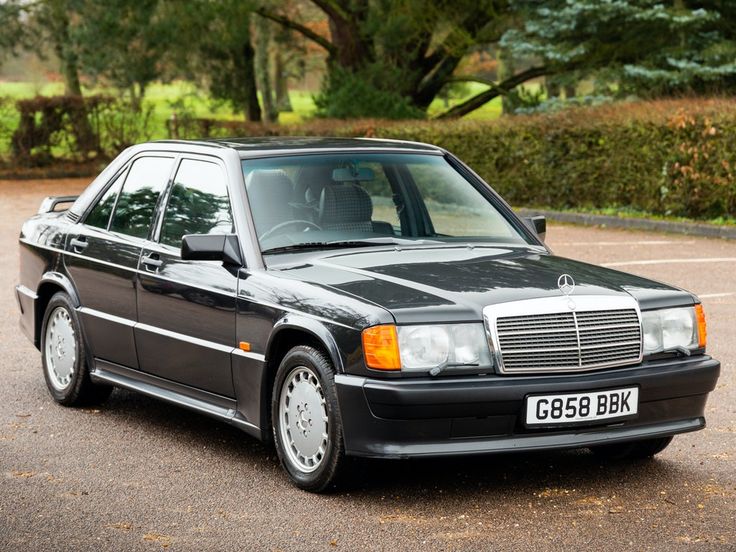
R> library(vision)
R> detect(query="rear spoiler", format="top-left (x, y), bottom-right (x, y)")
top-left (38, 196), bottom-right (79, 214)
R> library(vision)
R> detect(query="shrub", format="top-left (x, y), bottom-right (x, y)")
top-left (4, 95), bottom-right (735, 221)
top-left (97, 98), bottom-right (155, 153)
top-left (313, 64), bottom-right (426, 120)
top-left (10, 95), bottom-right (113, 165)
top-left (7, 95), bottom-right (156, 167)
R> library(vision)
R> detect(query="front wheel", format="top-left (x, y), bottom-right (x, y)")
top-left (590, 436), bottom-right (673, 461)
top-left (40, 292), bottom-right (113, 406)
top-left (272, 345), bottom-right (345, 492)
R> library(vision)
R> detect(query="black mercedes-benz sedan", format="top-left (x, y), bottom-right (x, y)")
top-left (16, 137), bottom-right (720, 491)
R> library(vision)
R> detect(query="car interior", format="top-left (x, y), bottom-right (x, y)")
top-left (245, 162), bottom-right (398, 248)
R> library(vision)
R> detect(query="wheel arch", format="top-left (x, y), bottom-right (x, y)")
top-left (259, 315), bottom-right (346, 441)
top-left (35, 272), bottom-right (80, 347)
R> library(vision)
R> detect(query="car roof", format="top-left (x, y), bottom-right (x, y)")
top-left (153, 136), bottom-right (443, 156)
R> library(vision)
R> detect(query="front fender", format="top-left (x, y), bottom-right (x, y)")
top-left (267, 314), bottom-right (347, 373)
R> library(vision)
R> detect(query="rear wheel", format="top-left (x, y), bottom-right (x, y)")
top-left (41, 292), bottom-right (113, 406)
top-left (272, 345), bottom-right (345, 492)
top-left (590, 436), bottom-right (673, 461)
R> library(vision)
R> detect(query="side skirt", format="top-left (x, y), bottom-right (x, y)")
top-left (90, 359), bottom-right (261, 439)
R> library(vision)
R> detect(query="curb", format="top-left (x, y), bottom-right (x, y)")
top-left (517, 208), bottom-right (736, 240)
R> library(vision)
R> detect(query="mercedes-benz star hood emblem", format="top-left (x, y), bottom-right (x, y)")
top-left (557, 274), bottom-right (575, 296)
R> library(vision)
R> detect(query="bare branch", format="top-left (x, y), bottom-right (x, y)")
top-left (254, 8), bottom-right (336, 56)
top-left (435, 66), bottom-right (548, 119)
top-left (310, 0), bottom-right (351, 23)
top-left (447, 75), bottom-right (512, 95)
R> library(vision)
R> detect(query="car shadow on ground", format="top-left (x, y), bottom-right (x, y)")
top-left (96, 387), bottom-right (692, 500)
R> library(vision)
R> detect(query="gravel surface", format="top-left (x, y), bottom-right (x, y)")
top-left (1, 179), bottom-right (733, 551)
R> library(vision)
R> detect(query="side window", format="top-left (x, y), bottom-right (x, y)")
top-left (85, 171), bottom-right (124, 229)
top-left (109, 156), bottom-right (174, 239)
top-left (159, 159), bottom-right (233, 248)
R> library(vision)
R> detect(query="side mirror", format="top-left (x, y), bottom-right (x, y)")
top-left (524, 215), bottom-right (546, 242)
top-left (181, 234), bottom-right (243, 266)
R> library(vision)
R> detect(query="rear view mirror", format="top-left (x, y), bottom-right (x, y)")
top-left (181, 234), bottom-right (243, 266)
top-left (332, 167), bottom-right (375, 182)
top-left (524, 216), bottom-right (546, 242)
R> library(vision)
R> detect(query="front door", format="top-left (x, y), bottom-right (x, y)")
top-left (135, 157), bottom-right (237, 397)
top-left (66, 155), bottom-right (175, 368)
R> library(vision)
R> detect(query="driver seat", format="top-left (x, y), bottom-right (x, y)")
top-left (245, 170), bottom-right (295, 236)
top-left (319, 183), bottom-right (376, 233)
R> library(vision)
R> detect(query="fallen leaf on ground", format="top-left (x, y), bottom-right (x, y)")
top-left (108, 522), bottom-right (132, 531)
top-left (143, 533), bottom-right (172, 548)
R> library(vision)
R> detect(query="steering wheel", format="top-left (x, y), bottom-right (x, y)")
top-left (259, 219), bottom-right (323, 241)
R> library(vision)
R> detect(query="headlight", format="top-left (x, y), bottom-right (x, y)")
top-left (642, 306), bottom-right (706, 355)
top-left (362, 323), bottom-right (492, 373)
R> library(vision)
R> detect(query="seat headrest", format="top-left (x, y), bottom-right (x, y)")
top-left (319, 183), bottom-right (373, 225)
top-left (293, 165), bottom-right (335, 204)
top-left (245, 170), bottom-right (295, 232)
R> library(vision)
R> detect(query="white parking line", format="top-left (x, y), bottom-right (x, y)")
top-left (699, 292), bottom-right (736, 299)
top-left (556, 240), bottom-right (696, 246)
top-left (603, 257), bottom-right (736, 267)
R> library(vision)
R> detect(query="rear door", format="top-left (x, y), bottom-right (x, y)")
top-left (66, 154), bottom-right (175, 368)
top-left (135, 156), bottom-right (238, 397)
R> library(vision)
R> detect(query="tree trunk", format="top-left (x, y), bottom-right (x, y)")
top-left (497, 49), bottom-right (515, 114)
top-left (47, 0), bottom-right (96, 153)
top-left (411, 54), bottom-right (464, 111)
top-left (61, 52), bottom-right (83, 96)
top-left (546, 77), bottom-right (561, 99)
top-left (255, 17), bottom-right (277, 122)
top-left (274, 49), bottom-right (292, 112)
top-left (315, 0), bottom-right (372, 68)
top-left (240, 39), bottom-right (262, 122)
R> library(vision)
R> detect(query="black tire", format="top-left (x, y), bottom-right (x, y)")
top-left (590, 436), bottom-right (673, 461)
top-left (271, 345), bottom-right (346, 492)
top-left (40, 292), bottom-right (113, 407)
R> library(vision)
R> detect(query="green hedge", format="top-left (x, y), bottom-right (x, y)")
top-left (5, 96), bottom-right (736, 220)
top-left (180, 99), bottom-right (736, 220)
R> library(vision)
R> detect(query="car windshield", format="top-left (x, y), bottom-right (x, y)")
top-left (241, 153), bottom-right (532, 253)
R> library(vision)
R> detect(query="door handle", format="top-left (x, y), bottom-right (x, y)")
top-left (70, 237), bottom-right (88, 252)
top-left (141, 253), bottom-right (163, 271)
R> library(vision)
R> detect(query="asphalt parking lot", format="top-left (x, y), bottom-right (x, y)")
top-left (0, 178), bottom-right (733, 551)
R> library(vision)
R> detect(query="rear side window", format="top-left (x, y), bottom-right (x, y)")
top-left (159, 159), bottom-right (233, 248)
top-left (85, 172), bottom-right (124, 229)
top-left (109, 156), bottom-right (174, 239)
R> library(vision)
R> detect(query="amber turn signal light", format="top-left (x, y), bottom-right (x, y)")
top-left (362, 325), bottom-right (401, 370)
top-left (694, 304), bottom-right (707, 349)
top-left (239, 341), bottom-right (251, 352)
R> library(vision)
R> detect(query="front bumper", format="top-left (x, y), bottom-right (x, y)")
top-left (335, 355), bottom-right (720, 459)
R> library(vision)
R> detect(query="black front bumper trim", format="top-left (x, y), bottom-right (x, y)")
top-left (335, 355), bottom-right (719, 459)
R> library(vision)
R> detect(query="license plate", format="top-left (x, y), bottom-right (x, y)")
top-left (525, 387), bottom-right (638, 427)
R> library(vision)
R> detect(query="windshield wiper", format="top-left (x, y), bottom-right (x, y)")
top-left (262, 237), bottom-right (442, 255)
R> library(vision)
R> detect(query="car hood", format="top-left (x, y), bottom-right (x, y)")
top-left (271, 246), bottom-right (696, 324)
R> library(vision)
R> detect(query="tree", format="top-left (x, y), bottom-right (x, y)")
top-left (74, 0), bottom-right (171, 108)
top-left (256, 0), bottom-right (520, 118)
top-left (496, 1), bottom-right (736, 104)
top-left (164, 0), bottom-right (263, 122)
top-left (0, 0), bottom-right (86, 95)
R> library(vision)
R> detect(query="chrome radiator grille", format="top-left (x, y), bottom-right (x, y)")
top-left (485, 296), bottom-right (643, 374)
